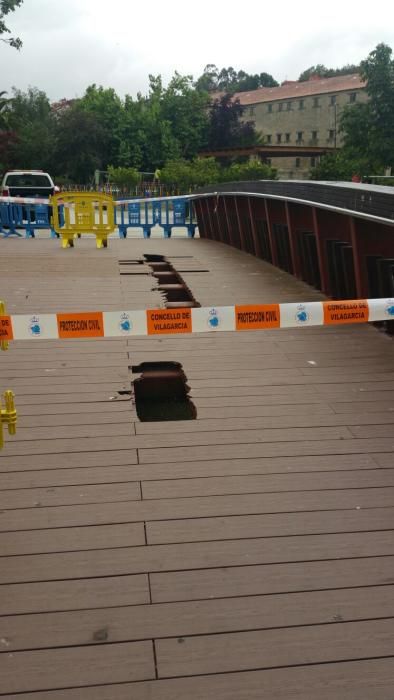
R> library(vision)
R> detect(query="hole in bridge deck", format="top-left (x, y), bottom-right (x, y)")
top-left (131, 362), bottom-right (197, 422)
top-left (143, 254), bottom-right (200, 308)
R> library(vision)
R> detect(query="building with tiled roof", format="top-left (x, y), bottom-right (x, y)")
top-left (232, 74), bottom-right (368, 178)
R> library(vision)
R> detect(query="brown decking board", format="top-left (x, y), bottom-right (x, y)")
top-left (0, 236), bottom-right (393, 698)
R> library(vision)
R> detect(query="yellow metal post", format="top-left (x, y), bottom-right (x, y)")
top-left (50, 192), bottom-right (115, 249)
top-left (0, 390), bottom-right (17, 449)
top-left (0, 301), bottom-right (9, 351)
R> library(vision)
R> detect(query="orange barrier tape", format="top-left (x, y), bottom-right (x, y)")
top-left (0, 298), bottom-right (392, 341)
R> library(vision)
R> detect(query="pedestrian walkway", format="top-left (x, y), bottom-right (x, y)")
top-left (0, 236), bottom-right (393, 698)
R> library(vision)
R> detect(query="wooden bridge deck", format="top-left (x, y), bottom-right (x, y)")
top-left (0, 236), bottom-right (393, 698)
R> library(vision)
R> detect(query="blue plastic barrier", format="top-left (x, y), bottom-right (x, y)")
top-left (116, 198), bottom-right (197, 239)
top-left (0, 202), bottom-right (58, 238)
top-left (1, 197), bottom-right (197, 240)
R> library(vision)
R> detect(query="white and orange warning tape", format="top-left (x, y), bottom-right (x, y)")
top-left (0, 299), bottom-right (393, 342)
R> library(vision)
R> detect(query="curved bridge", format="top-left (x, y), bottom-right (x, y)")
top-left (193, 180), bottom-right (394, 305)
top-left (0, 196), bottom-right (393, 697)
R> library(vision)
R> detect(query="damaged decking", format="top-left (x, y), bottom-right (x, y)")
top-left (0, 236), bottom-right (394, 698)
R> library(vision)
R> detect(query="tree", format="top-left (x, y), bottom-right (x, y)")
top-left (195, 65), bottom-right (278, 94)
top-left (299, 63), bottom-right (360, 82)
top-left (4, 87), bottom-right (56, 170)
top-left (78, 84), bottom-right (123, 167)
top-left (359, 42), bottom-right (394, 168)
top-left (195, 64), bottom-right (219, 92)
top-left (160, 157), bottom-right (221, 190)
top-left (0, 90), bottom-right (11, 128)
top-left (0, 0), bottom-right (23, 49)
top-left (222, 158), bottom-right (277, 182)
top-left (311, 43), bottom-right (394, 179)
top-left (160, 72), bottom-right (209, 159)
top-left (107, 165), bottom-right (140, 189)
top-left (207, 94), bottom-right (260, 149)
top-left (55, 105), bottom-right (106, 181)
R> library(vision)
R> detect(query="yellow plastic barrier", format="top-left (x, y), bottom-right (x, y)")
top-left (0, 390), bottom-right (17, 449)
top-left (0, 301), bottom-right (9, 351)
top-left (50, 192), bottom-right (115, 249)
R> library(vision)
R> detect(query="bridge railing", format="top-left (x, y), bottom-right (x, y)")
top-left (193, 182), bottom-right (394, 333)
top-left (0, 196), bottom-right (197, 240)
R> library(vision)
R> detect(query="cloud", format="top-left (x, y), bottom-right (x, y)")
top-left (1, 0), bottom-right (393, 99)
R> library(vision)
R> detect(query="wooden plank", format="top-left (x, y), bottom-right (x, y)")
top-left (10, 422), bottom-right (134, 441)
top-left (146, 506), bottom-right (394, 544)
top-left (193, 403), bottom-right (335, 419)
top-left (0, 453), bottom-right (377, 490)
top-left (150, 554), bottom-right (394, 603)
top-left (2, 485), bottom-right (393, 533)
top-left (0, 522), bottom-right (145, 556)
top-left (2, 659), bottom-right (393, 700)
top-left (331, 400), bottom-right (394, 414)
top-left (372, 453), bottom-right (394, 467)
top-left (350, 424), bottom-right (394, 438)
top-left (0, 482), bottom-right (141, 510)
top-left (142, 469), bottom-right (394, 500)
top-left (0, 450), bottom-right (138, 473)
top-left (155, 619), bottom-right (394, 678)
top-left (0, 434), bottom-right (137, 457)
top-left (18, 410), bottom-right (133, 427)
top-left (192, 390), bottom-right (394, 407)
top-left (16, 400), bottom-right (132, 417)
top-left (0, 426), bottom-right (354, 456)
top-left (0, 641), bottom-right (154, 694)
top-left (2, 585), bottom-right (394, 653)
top-left (136, 411), bottom-right (394, 435)
top-left (1, 531), bottom-right (394, 584)
top-left (0, 573), bottom-right (149, 616)
top-left (138, 437), bottom-right (394, 464)
top-left (9, 392), bottom-right (131, 406)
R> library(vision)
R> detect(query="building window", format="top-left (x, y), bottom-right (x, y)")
top-left (248, 106), bottom-right (255, 116)
top-left (298, 99), bottom-right (304, 110)
top-left (313, 97), bottom-right (320, 107)
top-left (296, 131), bottom-right (303, 143)
top-left (295, 158), bottom-right (301, 168)
top-left (266, 134), bottom-right (272, 144)
top-left (311, 130), bottom-right (318, 141)
top-left (328, 129), bottom-right (335, 141)
top-left (311, 157), bottom-right (316, 167)
top-left (277, 133), bottom-right (282, 143)
top-left (278, 103), bottom-right (283, 112)
top-left (266, 158), bottom-right (272, 166)
top-left (330, 95), bottom-right (337, 105)
top-left (268, 103), bottom-right (273, 113)
top-left (349, 92), bottom-right (357, 103)
top-left (287, 101), bottom-right (292, 111)
top-left (285, 133), bottom-right (291, 143)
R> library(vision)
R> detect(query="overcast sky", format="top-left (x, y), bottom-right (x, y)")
top-left (1, 0), bottom-right (393, 100)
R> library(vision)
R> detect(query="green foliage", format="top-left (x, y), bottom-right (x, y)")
top-left (0, 0), bottom-right (23, 49)
top-left (160, 157), bottom-right (276, 191)
top-left (310, 151), bottom-right (372, 181)
top-left (222, 158), bottom-right (277, 182)
top-left (311, 42), bottom-right (394, 179)
top-left (298, 63), bottom-right (360, 82)
top-left (160, 157), bottom-right (221, 190)
top-left (359, 43), bottom-right (394, 167)
top-left (195, 64), bottom-right (278, 93)
top-left (55, 105), bottom-right (105, 182)
top-left (3, 88), bottom-right (56, 170)
top-left (0, 90), bottom-right (11, 128)
top-left (107, 165), bottom-right (141, 188)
